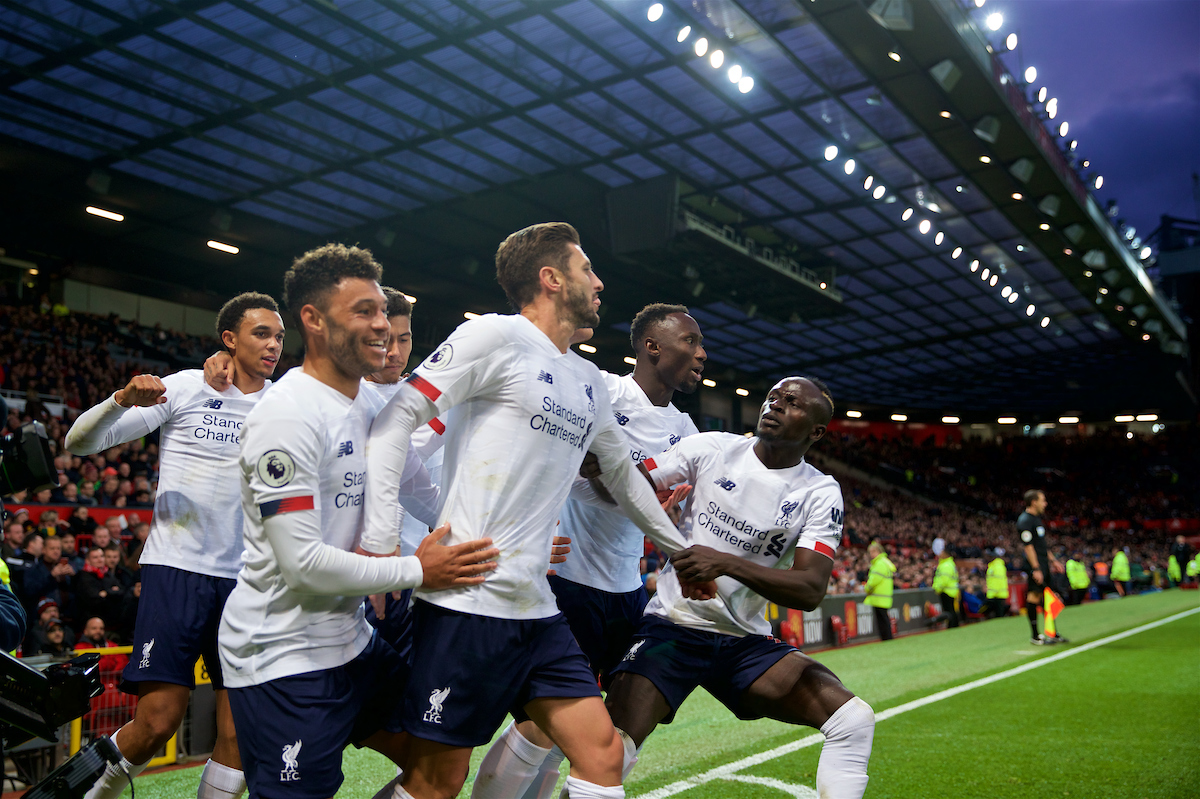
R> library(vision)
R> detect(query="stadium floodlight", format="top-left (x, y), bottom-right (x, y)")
top-left (1026, 304), bottom-right (1035, 316)
top-left (1142, 333), bottom-right (1151, 341)
top-left (1024, 66), bottom-right (1037, 84)
top-left (902, 207), bottom-right (914, 221)
top-left (891, 413), bottom-right (908, 422)
top-left (824, 145), bottom-right (839, 161)
top-left (981, 267), bottom-right (990, 280)
top-left (990, 274), bottom-right (999, 286)
top-left (942, 416), bottom-right (960, 424)
top-left (577, 343), bottom-right (597, 353)
top-left (1012, 192), bottom-right (1023, 200)
top-left (1059, 121), bottom-right (1069, 137)
top-left (1006, 33), bottom-right (1018, 50)
top-left (819, 282), bottom-right (828, 289)
top-left (694, 37), bottom-right (708, 56)
top-left (979, 155), bottom-right (992, 164)
top-left (623, 356), bottom-right (637, 365)
top-left (864, 175), bottom-right (873, 190)
top-left (403, 293), bottom-right (416, 304)
top-left (677, 25), bottom-right (691, 41)
top-left (1094, 175), bottom-right (1103, 189)
top-left (985, 12), bottom-right (1003, 31)
top-left (648, 3), bottom-right (663, 22)
top-left (1008, 292), bottom-right (1019, 303)
top-left (735, 388), bottom-right (750, 397)
top-left (952, 247), bottom-right (963, 258)
top-left (935, 232), bottom-right (945, 245)
top-left (844, 159), bottom-right (856, 175)
top-left (1039, 223), bottom-right (1050, 231)
top-left (86, 206), bottom-right (124, 222)
top-left (710, 49), bottom-right (724, 68)
top-left (975, 0), bottom-right (986, 7)
top-left (207, 240), bottom-right (239, 254)
top-left (918, 219), bottom-right (931, 234)
top-left (940, 111), bottom-right (952, 118)
top-left (464, 311), bottom-right (481, 320)
top-left (1136, 414), bottom-right (1158, 422)
top-left (997, 416), bottom-right (1017, 424)
top-left (1058, 416), bottom-right (1079, 424)
top-left (1040, 316), bottom-right (1050, 327)
top-left (1140, 246), bottom-right (1152, 259)
top-left (888, 51), bottom-right (901, 62)
top-left (873, 185), bottom-right (886, 200)
top-left (702, 378), bottom-right (716, 388)
top-left (971, 260), bottom-right (980, 272)
top-left (1114, 414), bottom-right (1134, 422)
top-left (738, 76), bottom-right (754, 93)
top-left (1046, 98), bottom-right (1058, 119)
top-left (846, 410), bottom-right (863, 418)
top-left (1001, 286), bottom-right (1012, 298)
top-left (1069, 139), bottom-right (1078, 151)
top-left (728, 64), bottom-right (742, 83)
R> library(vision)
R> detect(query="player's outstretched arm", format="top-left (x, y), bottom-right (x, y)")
top-left (673, 546), bottom-right (833, 611)
top-left (64, 374), bottom-right (165, 455)
top-left (414, 522), bottom-right (499, 589)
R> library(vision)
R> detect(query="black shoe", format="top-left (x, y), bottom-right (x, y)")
top-left (1044, 634), bottom-right (1069, 644)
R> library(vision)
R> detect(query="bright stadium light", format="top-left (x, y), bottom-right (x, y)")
top-left (1037, 86), bottom-right (1048, 103)
top-left (935, 232), bottom-right (945, 245)
top-left (1136, 414), bottom-right (1158, 422)
top-left (710, 49), bottom-right (724, 68)
top-left (1114, 415), bottom-right (1134, 423)
top-left (1094, 175), bottom-right (1104, 189)
top-left (735, 388), bottom-right (750, 397)
top-left (1026, 304), bottom-right (1036, 316)
top-left (1006, 33), bottom-right (1018, 50)
top-left (919, 219), bottom-right (931, 234)
top-left (824, 145), bottom-right (839, 161)
top-left (864, 175), bottom-right (874, 190)
top-left (997, 416), bottom-right (1017, 424)
top-left (942, 416), bottom-right (960, 424)
top-left (902, 207), bottom-right (914, 221)
top-left (1142, 334), bottom-right (1152, 341)
top-left (1008, 292), bottom-right (1019, 303)
top-left (979, 155), bottom-right (992, 164)
top-left (694, 37), bottom-right (708, 56)
top-left (647, 3), bottom-right (663, 22)
top-left (891, 414), bottom-right (908, 422)
top-left (873, 185), bottom-right (886, 200)
top-left (728, 64), bottom-right (742, 83)
top-left (952, 247), bottom-right (963, 258)
top-left (1059, 121), bottom-right (1069, 137)
top-left (738, 76), bottom-right (754, 93)
top-left (577, 343), bottom-right (597, 354)
top-left (1041, 316), bottom-right (1050, 327)
top-left (1140, 246), bottom-right (1152, 259)
top-left (86, 205), bottom-right (125, 222)
top-left (844, 159), bottom-right (856, 175)
top-left (1046, 97), bottom-right (1058, 119)
top-left (464, 311), bottom-right (481, 320)
top-left (1024, 66), bottom-right (1037, 84)
top-left (702, 378), bottom-right (716, 388)
top-left (975, 0), bottom-right (986, 7)
top-left (624, 356), bottom-right (637, 365)
top-left (986, 12), bottom-right (1003, 31)
top-left (981, 267), bottom-right (990, 280)
top-left (207, 240), bottom-right (239, 254)
top-left (677, 25), bottom-right (691, 42)
top-left (888, 51), bottom-right (901, 62)
top-left (990, 274), bottom-right (999, 286)
top-left (846, 410), bottom-right (863, 418)
top-left (1001, 286), bottom-right (1012, 297)
top-left (403, 293), bottom-right (416, 304)
top-left (1039, 223), bottom-right (1050, 231)
top-left (1058, 416), bottom-right (1079, 424)
top-left (1069, 139), bottom-right (1078, 151)
top-left (970, 259), bottom-right (980, 271)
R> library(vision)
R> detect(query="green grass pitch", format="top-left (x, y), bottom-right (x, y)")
top-left (117, 590), bottom-right (1199, 798)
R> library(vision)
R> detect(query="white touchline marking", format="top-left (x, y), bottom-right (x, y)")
top-left (634, 606), bottom-right (1200, 799)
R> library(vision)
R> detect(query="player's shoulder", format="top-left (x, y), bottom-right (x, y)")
top-left (161, 369), bottom-right (205, 394)
top-left (245, 370), bottom-right (318, 424)
top-left (1015, 511), bottom-right (1036, 529)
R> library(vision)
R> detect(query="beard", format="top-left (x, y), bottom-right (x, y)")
top-left (327, 318), bottom-right (383, 379)
top-left (563, 276), bottom-right (600, 328)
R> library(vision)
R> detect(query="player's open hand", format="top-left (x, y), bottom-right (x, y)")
top-left (417, 522), bottom-right (500, 589)
top-left (547, 533), bottom-right (571, 576)
top-left (204, 350), bottom-right (234, 391)
top-left (114, 375), bottom-right (167, 408)
top-left (657, 484), bottom-right (691, 526)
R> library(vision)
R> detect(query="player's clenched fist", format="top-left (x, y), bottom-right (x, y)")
top-left (417, 522), bottom-right (501, 589)
top-left (114, 374), bottom-right (167, 408)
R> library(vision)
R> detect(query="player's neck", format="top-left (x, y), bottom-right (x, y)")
top-left (520, 301), bottom-right (574, 353)
top-left (631, 362), bottom-right (672, 406)
top-left (301, 348), bottom-right (360, 399)
top-left (228, 355), bottom-right (266, 395)
top-left (752, 438), bottom-right (807, 470)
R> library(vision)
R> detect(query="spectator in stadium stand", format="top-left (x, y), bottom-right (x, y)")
top-left (2, 517), bottom-right (25, 560)
top-left (77, 616), bottom-right (129, 674)
top-left (122, 522), bottom-right (150, 571)
top-left (60, 532), bottom-right (85, 572)
top-left (863, 541), bottom-right (895, 641)
top-left (31, 618), bottom-right (72, 656)
top-left (89, 518), bottom-right (118, 553)
top-left (1066, 553), bottom-right (1091, 605)
top-left (1111, 546), bottom-right (1131, 596)
top-left (22, 534), bottom-right (76, 616)
top-left (103, 544), bottom-right (135, 590)
top-left (75, 545), bottom-right (125, 630)
top-left (28, 598), bottom-right (77, 653)
top-left (931, 548), bottom-right (960, 628)
top-left (69, 505), bottom-right (97, 537)
top-left (1168, 535), bottom-right (1191, 587)
top-left (985, 548), bottom-right (1009, 618)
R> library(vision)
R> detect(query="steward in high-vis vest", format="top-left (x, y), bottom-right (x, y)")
top-left (864, 541), bottom-right (896, 641)
top-left (932, 550), bottom-right (960, 628)
top-left (1066, 554), bottom-right (1090, 605)
top-left (1167, 555), bottom-right (1182, 586)
top-left (985, 550), bottom-right (1009, 618)
top-left (1188, 556), bottom-right (1199, 581)
top-left (1111, 547), bottom-right (1131, 597)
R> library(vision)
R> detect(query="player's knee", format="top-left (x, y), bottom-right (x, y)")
top-left (139, 707), bottom-right (185, 745)
top-left (823, 696), bottom-right (875, 747)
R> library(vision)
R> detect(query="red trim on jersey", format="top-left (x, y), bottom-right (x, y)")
top-left (428, 417), bottom-right (446, 435)
top-left (803, 540), bottom-right (836, 560)
top-left (259, 495), bottom-right (314, 518)
top-left (644, 457), bottom-right (658, 471)
top-left (405, 373), bottom-right (442, 402)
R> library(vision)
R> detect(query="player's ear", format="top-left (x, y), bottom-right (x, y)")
top-left (300, 304), bottom-right (324, 338)
top-left (220, 328), bottom-right (238, 351)
top-left (809, 422), bottom-right (827, 442)
top-left (539, 264), bottom-right (563, 294)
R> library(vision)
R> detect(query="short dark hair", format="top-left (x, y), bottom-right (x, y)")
top-left (495, 222), bottom-right (580, 310)
top-left (216, 292), bottom-right (279, 350)
top-left (798, 375), bottom-right (834, 422)
top-left (1024, 489), bottom-right (1044, 505)
top-left (629, 303), bottom-right (689, 353)
top-left (104, 542), bottom-right (121, 553)
top-left (381, 287), bottom-right (412, 319)
top-left (283, 243), bottom-right (383, 339)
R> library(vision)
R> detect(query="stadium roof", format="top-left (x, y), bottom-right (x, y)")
top-left (0, 0), bottom-right (1191, 420)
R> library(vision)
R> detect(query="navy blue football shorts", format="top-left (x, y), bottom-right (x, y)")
top-left (547, 574), bottom-right (648, 685)
top-left (364, 588), bottom-right (414, 665)
top-left (227, 633), bottom-right (408, 799)
top-left (121, 564), bottom-right (236, 693)
top-left (609, 614), bottom-right (797, 723)
top-left (401, 599), bottom-right (600, 747)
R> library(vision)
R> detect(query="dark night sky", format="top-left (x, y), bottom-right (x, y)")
top-left (989, 0), bottom-right (1200, 243)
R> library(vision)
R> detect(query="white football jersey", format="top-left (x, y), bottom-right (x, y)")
top-left (219, 368), bottom-right (387, 686)
top-left (67, 369), bottom-right (268, 580)
top-left (644, 432), bottom-right (844, 637)
top-left (394, 313), bottom-right (630, 620)
top-left (556, 372), bottom-right (699, 593)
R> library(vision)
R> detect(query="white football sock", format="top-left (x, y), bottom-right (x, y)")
top-left (615, 728), bottom-right (640, 781)
top-left (84, 727), bottom-right (148, 799)
top-left (815, 696), bottom-right (875, 799)
top-left (472, 721), bottom-right (552, 799)
top-left (562, 776), bottom-right (623, 799)
top-left (392, 784), bottom-right (418, 799)
top-left (196, 759), bottom-right (246, 799)
top-left (520, 745), bottom-right (565, 799)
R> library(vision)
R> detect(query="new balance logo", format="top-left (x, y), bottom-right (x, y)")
top-left (830, 507), bottom-right (844, 526)
top-left (714, 477), bottom-right (737, 491)
top-left (424, 687), bottom-right (450, 724)
top-left (280, 740), bottom-right (301, 782)
top-left (139, 638), bottom-right (154, 669)
top-left (622, 640), bottom-right (645, 662)
top-left (201, 399), bottom-right (223, 409)
top-left (615, 412), bottom-right (630, 426)
top-left (337, 441), bottom-right (353, 457)
top-left (537, 371), bottom-right (554, 384)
